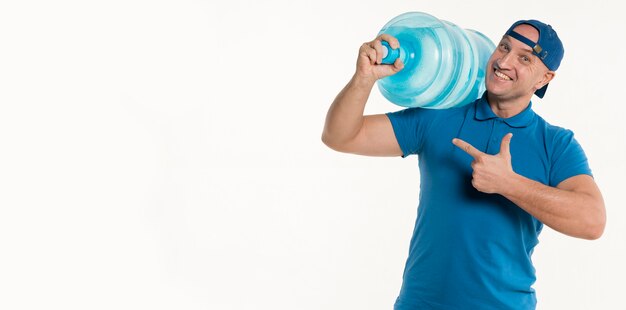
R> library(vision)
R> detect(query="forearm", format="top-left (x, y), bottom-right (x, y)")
top-left (322, 74), bottom-right (376, 147)
top-left (502, 174), bottom-right (605, 239)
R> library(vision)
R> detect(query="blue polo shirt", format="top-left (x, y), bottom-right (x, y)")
top-left (387, 93), bottom-right (592, 310)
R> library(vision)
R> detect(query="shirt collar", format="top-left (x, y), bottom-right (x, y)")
top-left (474, 92), bottom-right (536, 128)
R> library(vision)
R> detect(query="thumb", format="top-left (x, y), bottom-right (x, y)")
top-left (499, 133), bottom-right (513, 157)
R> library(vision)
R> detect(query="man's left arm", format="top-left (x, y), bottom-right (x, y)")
top-left (502, 173), bottom-right (605, 240)
top-left (453, 133), bottom-right (606, 240)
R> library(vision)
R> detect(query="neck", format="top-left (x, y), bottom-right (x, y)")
top-left (486, 92), bottom-right (533, 118)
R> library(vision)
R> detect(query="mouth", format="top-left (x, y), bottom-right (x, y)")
top-left (494, 69), bottom-right (512, 81)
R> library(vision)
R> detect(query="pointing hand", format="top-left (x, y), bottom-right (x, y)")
top-left (452, 133), bottom-right (516, 194)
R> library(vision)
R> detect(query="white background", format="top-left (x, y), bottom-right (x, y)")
top-left (1, 0), bottom-right (624, 309)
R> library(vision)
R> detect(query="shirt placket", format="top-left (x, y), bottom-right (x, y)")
top-left (486, 119), bottom-right (504, 155)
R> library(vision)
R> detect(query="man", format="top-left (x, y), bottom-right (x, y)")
top-left (322, 19), bottom-right (606, 309)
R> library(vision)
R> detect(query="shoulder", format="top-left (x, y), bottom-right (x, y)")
top-left (387, 103), bottom-right (470, 122)
top-left (531, 115), bottom-right (593, 186)
top-left (533, 115), bottom-right (586, 163)
top-left (533, 114), bottom-right (576, 144)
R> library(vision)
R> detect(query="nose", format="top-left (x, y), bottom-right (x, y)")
top-left (497, 52), bottom-right (514, 69)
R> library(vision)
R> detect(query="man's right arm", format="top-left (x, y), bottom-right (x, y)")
top-left (321, 34), bottom-right (405, 157)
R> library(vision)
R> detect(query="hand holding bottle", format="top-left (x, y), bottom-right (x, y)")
top-left (355, 34), bottom-right (404, 84)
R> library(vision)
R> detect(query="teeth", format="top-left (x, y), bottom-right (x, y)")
top-left (495, 70), bottom-right (512, 80)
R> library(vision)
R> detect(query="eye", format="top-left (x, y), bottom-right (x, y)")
top-left (499, 43), bottom-right (510, 52)
top-left (521, 55), bottom-right (531, 63)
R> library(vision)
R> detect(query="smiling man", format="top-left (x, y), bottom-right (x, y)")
top-left (322, 19), bottom-right (606, 309)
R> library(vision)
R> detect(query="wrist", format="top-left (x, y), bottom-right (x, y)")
top-left (500, 172), bottom-right (527, 198)
top-left (351, 73), bottom-right (377, 89)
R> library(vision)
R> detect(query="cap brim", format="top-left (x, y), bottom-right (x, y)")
top-left (535, 83), bottom-right (548, 98)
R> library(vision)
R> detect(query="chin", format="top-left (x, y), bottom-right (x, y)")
top-left (485, 85), bottom-right (513, 100)
top-left (485, 81), bottom-right (504, 96)
top-left (486, 77), bottom-right (513, 97)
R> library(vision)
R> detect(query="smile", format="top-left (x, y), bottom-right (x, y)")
top-left (494, 70), bottom-right (512, 81)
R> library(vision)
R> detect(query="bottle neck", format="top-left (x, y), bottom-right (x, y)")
top-left (381, 40), bottom-right (407, 65)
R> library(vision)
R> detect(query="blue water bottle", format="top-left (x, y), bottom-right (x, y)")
top-left (377, 12), bottom-right (495, 109)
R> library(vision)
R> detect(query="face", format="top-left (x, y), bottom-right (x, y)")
top-left (485, 24), bottom-right (555, 101)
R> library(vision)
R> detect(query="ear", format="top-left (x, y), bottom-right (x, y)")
top-left (535, 70), bottom-right (555, 90)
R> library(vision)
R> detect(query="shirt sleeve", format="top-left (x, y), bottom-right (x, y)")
top-left (549, 129), bottom-right (593, 187)
top-left (386, 107), bottom-right (437, 157)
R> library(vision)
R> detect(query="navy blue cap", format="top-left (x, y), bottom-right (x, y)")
top-left (505, 20), bottom-right (564, 98)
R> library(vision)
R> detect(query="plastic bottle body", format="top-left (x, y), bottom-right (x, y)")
top-left (376, 12), bottom-right (495, 109)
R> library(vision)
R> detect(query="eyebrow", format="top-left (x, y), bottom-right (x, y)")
top-left (501, 36), bottom-right (534, 54)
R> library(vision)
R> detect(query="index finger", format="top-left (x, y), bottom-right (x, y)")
top-left (452, 138), bottom-right (484, 159)
top-left (377, 33), bottom-right (400, 49)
